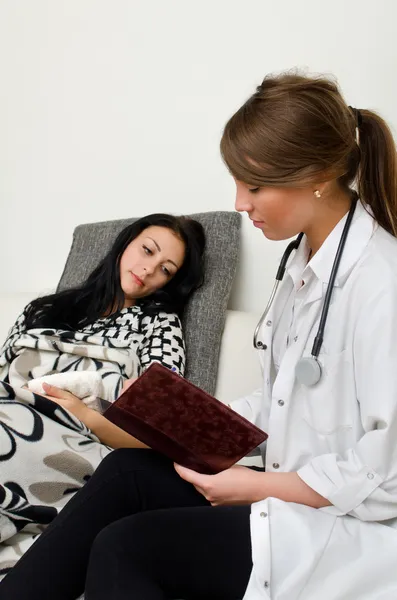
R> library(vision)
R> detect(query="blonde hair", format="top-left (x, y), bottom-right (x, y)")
top-left (220, 72), bottom-right (397, 236)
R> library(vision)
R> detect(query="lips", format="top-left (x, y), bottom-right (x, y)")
top-left (252, 220), bottom-right (265, 228)
top-left (131, 272), bottom-right (144, 286)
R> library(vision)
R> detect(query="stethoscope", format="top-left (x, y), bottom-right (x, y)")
top-left (253, 197), bottom-right (357, 387)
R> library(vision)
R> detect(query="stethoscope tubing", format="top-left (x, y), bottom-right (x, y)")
top-left (253, 199), bottom-right (358, 365)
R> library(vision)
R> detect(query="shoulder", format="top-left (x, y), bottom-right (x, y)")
top-left (359, 227), bottom-right (397, 283)
top-left (349, 226), bottom-right (397, 319)
top-left (366, 226), bottom-right (397, 272)
top-left (140, 310), bottom-right (183, 332)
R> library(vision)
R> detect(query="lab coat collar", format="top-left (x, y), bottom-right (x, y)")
top-left (287, 236), bottom-right (311, 289)
top-left (286, 200), bottom-right (375, 303)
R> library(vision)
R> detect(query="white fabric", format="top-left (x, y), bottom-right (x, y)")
top-left (232, 201), bottom-right (397, 599)
top-left (271, 239), bottom-right (312, 373)
top-left (28, 371), bottom-right (103, 410)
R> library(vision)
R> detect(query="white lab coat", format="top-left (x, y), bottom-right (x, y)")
top-left (232, 201), bottom-right (397, 600)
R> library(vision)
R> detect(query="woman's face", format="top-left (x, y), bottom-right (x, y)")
top-left (234, 179), bottom-right (316, 241)
top-left (119, 226), bottom-right (186, 307)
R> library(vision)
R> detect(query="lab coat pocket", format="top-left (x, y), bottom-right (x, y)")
top-left (302, 349), bottom-right (355, 436)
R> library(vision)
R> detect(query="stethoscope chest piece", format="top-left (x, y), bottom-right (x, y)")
top-left (295, 357), bottom-right (322, 387)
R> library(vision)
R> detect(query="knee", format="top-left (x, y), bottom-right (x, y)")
top-left (91, 513), bottom-right (154, 563)
top-left (96, 448), bottom-right (147, 474)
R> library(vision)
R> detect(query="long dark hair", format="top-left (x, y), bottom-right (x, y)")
top-left (221, 72), bottom-right (397, 235)
top-left (25, 214), bottom-right (206, 330)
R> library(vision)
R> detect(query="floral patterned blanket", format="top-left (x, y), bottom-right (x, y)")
top-left (0, 382), bottom-right (110, 579)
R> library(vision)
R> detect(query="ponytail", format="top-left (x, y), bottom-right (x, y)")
top-left (219, 71), bottom-right (397, 235)
top-left (358, 110), bottom-right (397, 236)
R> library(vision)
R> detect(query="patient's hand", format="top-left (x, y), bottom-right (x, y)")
top-left (119, 377), bottom-right (137, 396)
top-left (42, 383), bottom-right (89, 423)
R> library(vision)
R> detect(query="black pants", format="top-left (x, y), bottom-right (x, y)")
top-left (0, 449), bottom-right (253, 600)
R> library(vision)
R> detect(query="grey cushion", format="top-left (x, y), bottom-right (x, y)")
top-left (58, 211), bottom-right (241, 394)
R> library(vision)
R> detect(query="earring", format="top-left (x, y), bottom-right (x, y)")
top-left (314, 190), bottom-right (322, 198)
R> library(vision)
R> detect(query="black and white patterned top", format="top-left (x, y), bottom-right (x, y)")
top-left (0, 304), bottom-right (185, 400)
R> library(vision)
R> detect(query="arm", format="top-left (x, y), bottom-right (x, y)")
top-left (137, 312), bottom-right (185, 376)
top-left (178, 286), bottom-right (397, 513)
top-left (255, 472), bottom-right (330, 508)
top-left (83, 408), bottom-right (148, 449)
top-left (175, 464), bottom-right (330, 508)
top-left (179, 389), bottom-right (328, 507)
top-left (221, 288), bottom-right (397, 514)
top-left (42, 383), bottom-right (148, 449)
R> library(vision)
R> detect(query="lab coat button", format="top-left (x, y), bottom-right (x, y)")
top-left (266, 320), bottom-right (272, 326)
top-left (367, 472), bottom-right (375, 480)
top-left (264, 581), bottom-right (270, 588)
top-left (278, 399), bottom-right (285, 406)
top-left (257, 341), bottom-right (268, 350)
top-left (260, 511), bottom-right (267, 518)
top-left (273, 463), bottom-right (280, 469)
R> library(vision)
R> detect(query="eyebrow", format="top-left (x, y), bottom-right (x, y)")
top-left (146, 237), bottom-right (179, 269)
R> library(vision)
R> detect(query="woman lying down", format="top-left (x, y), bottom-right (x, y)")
top-left (0, 213), bottom-right (205, 579)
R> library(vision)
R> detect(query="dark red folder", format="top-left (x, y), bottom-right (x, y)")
top-left (104, 362), bottom-right (267, 474)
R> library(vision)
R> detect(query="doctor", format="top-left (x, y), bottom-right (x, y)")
top-left (2, 71), bottom-right (397, 600)
top-left (215, 72), bottom-right (397, 599)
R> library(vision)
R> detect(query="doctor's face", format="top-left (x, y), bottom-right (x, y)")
top-left (234, 180), bottom-right (315, 241)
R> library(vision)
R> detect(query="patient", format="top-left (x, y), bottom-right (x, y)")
top-left (0, 212), bottom-right (205, 577)
top-left (1, 213), bottom-right (205, 393)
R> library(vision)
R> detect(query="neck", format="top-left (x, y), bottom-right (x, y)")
top-left (123, 298), bottom-right (136, 309)
top-left (103, 297), bottom-right (135, 317)
top-left (305, 188), bottom-right (352, 256)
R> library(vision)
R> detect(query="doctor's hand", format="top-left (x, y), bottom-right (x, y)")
top-left (174, 464), bottom-right (267, 506)
top-left (42, 383), bottom-right (90, 423)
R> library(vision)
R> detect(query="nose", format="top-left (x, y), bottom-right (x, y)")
top-left (143, 261), bottom-right (155, 276)
top-left (235, 189), bottom-right (253, 213)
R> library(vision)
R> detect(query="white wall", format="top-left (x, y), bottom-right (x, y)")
top-left (0, 0), bottom-right (396, 313)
